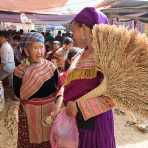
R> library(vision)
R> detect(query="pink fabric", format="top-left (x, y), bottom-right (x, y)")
top-left (59, 72), bottom-right (68, 86)
top-left (50, 108), bottom-right (79, 148)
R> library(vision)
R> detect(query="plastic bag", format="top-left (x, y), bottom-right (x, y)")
top-left (50, 108), bottom-right (79, 148)
top-left (0, 81), bottom-right (5, 112)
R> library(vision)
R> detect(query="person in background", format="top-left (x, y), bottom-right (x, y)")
top-left (13, 32), bottom-right (63, 148)
top-left (54, 37), bottom-right (73, 72)
top-left (62, 33), bottom-right (66, 39)
top-left (0, 31), bottom-right (15, 83)
top-left (65, 31), bottom-right (73, 38)
top-left (55, 30), bottom-right (63, 44)
top-left (56, 37), bottom-right (73, 60)
top-left (46, 31), bottom-right (54, 42)
top-left (41, 32), bottom-right (45, 37)
top-left (45, 31), bottom-right (54, 53)
top-left (64, 47), bottom-right (81, 71)
top-left (19, 29), bottom-right (24, 35)
top-left (46, 41), bottom-right (61, 61)
top-left (58, 47), bottom-right (81, 85)
top-left (12, 35), bottom-right (22, 66)
top-left (64, 7), bottom-right (116, 148)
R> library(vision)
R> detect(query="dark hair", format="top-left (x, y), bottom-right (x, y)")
top-left (58, 31), bottom-right (62, 34)
top-left (63, 37), bottom-right (73, 45)
top-left (0, 31), bottom-right (9, 39)
top-left (19, 29), bottom-right (24, 34)
top-left (13, 35), bottom-right (21, 41)
top-left (53, 40), bottom-right (61, 45)
top-left (30, 30), bottom-right (36, 32)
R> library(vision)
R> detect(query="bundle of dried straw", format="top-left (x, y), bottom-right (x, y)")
top-left (93, 24), bottom-right (148, 118)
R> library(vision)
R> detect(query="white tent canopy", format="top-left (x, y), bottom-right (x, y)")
top-left (0, 0), bottom-right (116, 24)
top-left (0, 0), bottom-right (113, 14)
top-left (0, 0), bottom-right (67, 13)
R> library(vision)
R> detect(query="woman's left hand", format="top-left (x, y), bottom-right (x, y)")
top-left (66, 101), bottom-right (78, 117)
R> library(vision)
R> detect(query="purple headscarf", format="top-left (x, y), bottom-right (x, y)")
top-left (73, 7), bottom-right (109, 27)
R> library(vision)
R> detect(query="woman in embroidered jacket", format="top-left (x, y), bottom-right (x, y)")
top-left (13, 32), bottom-right (63, 148)
top-left (64, 7), bottom-right (116, 148)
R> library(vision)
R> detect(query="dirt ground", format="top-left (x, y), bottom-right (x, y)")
top-left (115, 112), bottom-right (148, 148)
top-left (0, 89), bottom-right (148, 148)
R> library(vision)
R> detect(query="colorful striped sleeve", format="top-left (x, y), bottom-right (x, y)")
top-left (76, 96), bottom-right (116, 120)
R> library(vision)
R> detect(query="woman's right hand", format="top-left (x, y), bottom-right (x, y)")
top-left (66, 101), bottom-right (78, 117)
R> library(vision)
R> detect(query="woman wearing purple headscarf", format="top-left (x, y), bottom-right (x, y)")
top-left (64, 7), bottom-right (116, 148)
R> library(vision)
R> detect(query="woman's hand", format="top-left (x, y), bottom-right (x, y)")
top-left (44, 111), bottom-right (58, 126)
top-left (66, 101), bottom-right (78, 117)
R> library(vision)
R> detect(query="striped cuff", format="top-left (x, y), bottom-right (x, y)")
top-left (76, 96), bottom-right (116, 120)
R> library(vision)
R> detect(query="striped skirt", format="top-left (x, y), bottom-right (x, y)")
top-left (17, 104), bottom-right (51, 148)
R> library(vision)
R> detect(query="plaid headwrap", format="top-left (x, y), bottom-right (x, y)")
top-left (20, 32), bottom-right (45, 51)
